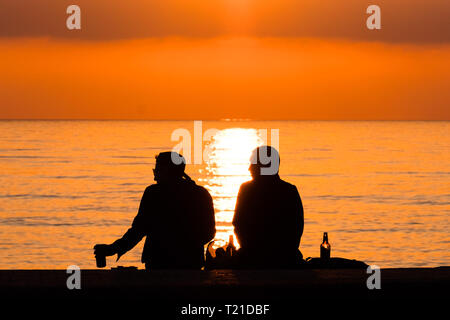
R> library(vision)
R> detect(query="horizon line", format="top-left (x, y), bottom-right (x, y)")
top-left (0, 119), bottom-right (448, 122)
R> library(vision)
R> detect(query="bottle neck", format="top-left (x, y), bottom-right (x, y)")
top-left (228, 235), bottom-right (235, 248)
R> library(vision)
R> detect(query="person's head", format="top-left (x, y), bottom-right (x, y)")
top-left (249, 146), bottom-right (280, 179)
top-left (153, 151), bottom-right (186, 183)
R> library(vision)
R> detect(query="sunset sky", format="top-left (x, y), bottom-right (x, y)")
top-left (0, 0), bottom-right (449, 120)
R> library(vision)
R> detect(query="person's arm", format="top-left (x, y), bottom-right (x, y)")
top-left (232, 184), bottom-right (248, 248)
top-left (183, 187), bottom-right (216, 246)
top-left (94, 187), bottom-right (150, 261)
top-left (195, 188), bottom-right (216, 245)
top-left (291, 185), bottom-right (304, 249)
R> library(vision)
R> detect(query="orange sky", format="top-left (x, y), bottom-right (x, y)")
top-left (0, 0), bottom-right (449, 119)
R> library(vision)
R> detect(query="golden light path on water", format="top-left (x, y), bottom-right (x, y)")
top-left (198, 128), bottom-right (264, 248)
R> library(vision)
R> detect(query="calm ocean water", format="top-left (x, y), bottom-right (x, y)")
top-left (0, 120), bottom-right (448, 269)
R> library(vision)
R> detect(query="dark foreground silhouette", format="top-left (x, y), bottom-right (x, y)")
top-left (95, 147), bottom-right (307, 270)
top-left (233, 146), bottom-right (304, 268)
top-left (94, 152), bottom-right (216, 270)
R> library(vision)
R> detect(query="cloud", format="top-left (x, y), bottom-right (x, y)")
top-left (0, 0), bottom-right (449, 43)
top-left (0, 37), bottom-right (449, 120)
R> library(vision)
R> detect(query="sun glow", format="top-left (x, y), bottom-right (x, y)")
top-left (199, 128), bottom-right (263, 246)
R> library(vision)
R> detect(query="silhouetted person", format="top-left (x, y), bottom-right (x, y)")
top-left (94, 152), bottom-right (216, 270)
top-left (232, 146), bottom-right (304, 268)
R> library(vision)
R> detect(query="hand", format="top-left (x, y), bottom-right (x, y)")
top-left (93, 244), bottom-right (116, 257)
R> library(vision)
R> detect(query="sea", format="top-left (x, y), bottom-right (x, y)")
top-left (0, 120), bottom-right (448, 269)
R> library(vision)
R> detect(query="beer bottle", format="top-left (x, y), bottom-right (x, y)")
top-left (320, 232), bottom-right (331, 260)
top-left (226, 235), bottom-right (236, 257)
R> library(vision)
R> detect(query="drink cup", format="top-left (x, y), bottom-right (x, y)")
top-left (96, 254), bottom-right (106, 268)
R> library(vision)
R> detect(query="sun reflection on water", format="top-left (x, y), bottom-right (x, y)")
top-left (198, 128), bottom-right (263, 247)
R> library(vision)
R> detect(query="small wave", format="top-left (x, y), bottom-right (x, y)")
top-left (302, 157), bottom-right (332, 161)
top-left (130, 146), bottom-right (171, 151)
top-left (375, 171), bottom-right (450, 176)
top-left (0, 148), bottom-right (41, 152)
top-left (406, 200), bottom-right (450, 206)
top-left (102, 162), bottom-right (151, 166)
top-left (0, 193), bottom-right (83, 199)
top-left (303, 148), bottom-right (332, 152)
top-left (286, 173), bottom-right (341, 177)
top-left (312, 194), bottom-right (364, 200)
top-left (38, 175), bottom-right (115, 180)
top-left (111, 155), bottom-right (154, 159)
top-left (0, 155), bottom-right (55, 159)
top-left (0, 217), bottom-right (94, 227)
top-left (67, 205), bottom-right (133, 212)
top-left (308, 194), bottom-right (440, 205)
top-left (318, 211), bottom-right (339, 215)
top-left (119, 182), bottom-right (143, 186)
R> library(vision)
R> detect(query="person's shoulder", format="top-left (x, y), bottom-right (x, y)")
top-left (138, 184), bottom-right (159, 200)
top-left (239, 180), bottom-right (253, 191)
top-left (278, 178), bottom-right (299, 192)
top-left (144, 184), bottom-right (159, 193)
top-left (241, 180), bottom-right (252, 187)
top-left (193, 183), bottom-right (210, 193)
top-left (180, 179), bottom-right (206, 192)
top-left (190, 182), bottom-right (213, 199)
